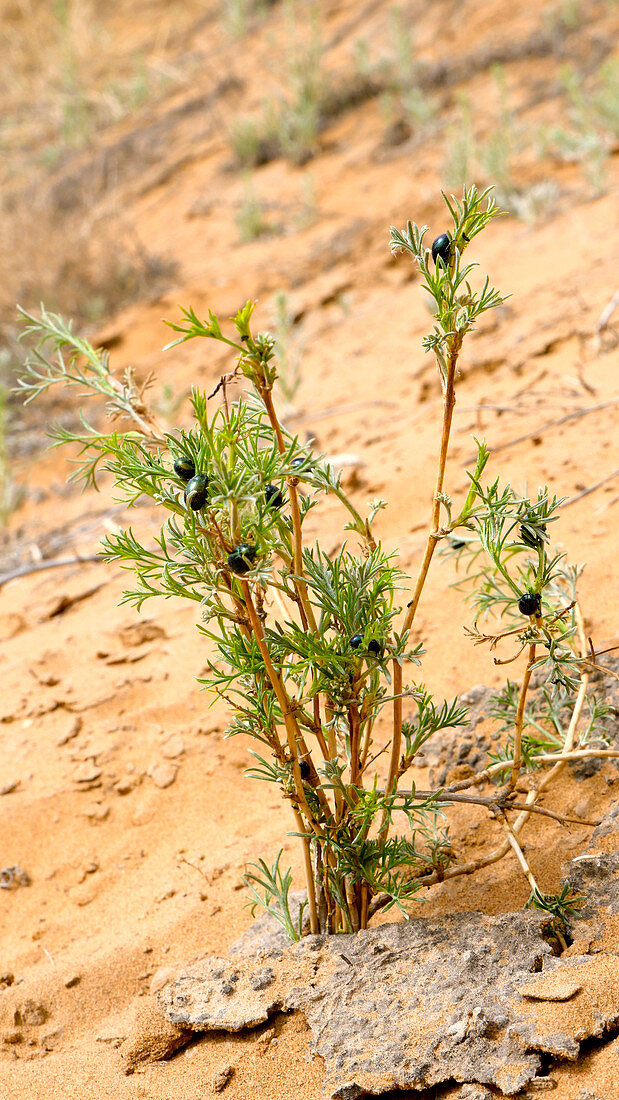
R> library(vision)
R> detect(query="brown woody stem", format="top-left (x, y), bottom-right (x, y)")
top-left (260, 387), bottom-right (318, 635)
top-left (506, 643), bottom-right (536, 793)
top-left (240, 579), bottom-right (320, 933)
top-left (401, 336), bottom-right (462, 638)
top-left (380, 340), bottom-right (462, 842)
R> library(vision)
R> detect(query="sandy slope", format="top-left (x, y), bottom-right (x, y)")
top-left (1, 1), bottom-right (618, 1097)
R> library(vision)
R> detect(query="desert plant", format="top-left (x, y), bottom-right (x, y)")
top-left (539, 60), bottom-right (619, 194)
top-left (544, 0), bottom-right (582, 40)
top-left (379, 6), bottom-right (436, 142)
top-left (220, 0), bottom-right (278, 40)
top-left (51, 1), bottom-right (160, 150)
top-left (17, 186), bottom-right (612, 939)
top-left (275, 0), bottom-right (325, 164)
top-left (445, 75), bottom-right (561, 224)
top-left (271, 290), bottom-right (302, 404)
top-left (590, 57), bottom-right (619, 137)
top-left (236, 176), bottom-right (271, 243)
top-left (477, 66), bottom-right (521, 193)
top-left (52, 0), bottom-right (91, 148)
top-left (229, 0), bottom-right (328, 167)
top-left (352, 37), bottom-right (372, 81)
top-left (229, 116), bottom-right (268, 169)
top-left (296, 171), bottom-right (317, 229)
top-left (443, 95), bottom-right (474, 191)
top-left (0, 370), bottom-right (22, 532)
top-left (221, 0), bottom-right (254, 40)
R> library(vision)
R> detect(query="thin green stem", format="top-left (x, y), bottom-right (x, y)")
top-left (329, 483), bottom-right (376, 551)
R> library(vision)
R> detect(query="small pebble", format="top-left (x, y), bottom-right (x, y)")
top-left (150, 967), bottom-right (176, 994)
top-left (458, 1086), bottom-right (492, 1100)
top-left (161, 734), bottom-right (185, 760)
top-left (115, 777), bottom-right (138, 795)
top-left (0, 778), bottom-right (21, 796)
top-left (156, 889), bottom-right (176, 903)
top-left (14, 1000), bottom-right (48, 1027)
top-left (56, 716), bottom-right (83, 747)
top-left (74, 762), bottom-right (102, 784)
top-left (212, 1064), bottom-right (235, 1092)
top-left (519, 979), bottom-right (581, 1002)
top-left (0, 866), bottom-right (30, 889)
top-left (249, 967), bottom-right (274, 991)
top-left (131, 804), bottom-right (156, 826)
top-left (41, 1028), bottom-right (64, 1051)
top-left (82, 803), bottom-right (109, 822)
top-left (148, 763), bottom-right (178, 789)
top-left (71, 881), bottom-right (99, 907)
top-left (2, 1030), bottom-right (23, 1045)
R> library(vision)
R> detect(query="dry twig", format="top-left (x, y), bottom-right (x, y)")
top-left (0, 553), bottom-right (102, 590)
top-left (461, 399), bottom-right (619, 464)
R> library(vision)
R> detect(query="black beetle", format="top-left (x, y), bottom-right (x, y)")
top-left (518, 591), bottom-right (541, 617)
top-left (227, 543), bottom-right (257, 575)
top-left (174, 455), bottom-right (196, 482)
top-left (291, 455), bottom-right (310, 471)
top-left (431, 232), bottom-right (452, 267)
top-left (184, 473), bottom-right (209, 510)
top-left (265, 484), bottom-right (284, 509)
top-left (349, 634), bottom-right (383, 657)
top-left (447, 535), bottom-right (467, 550)
top-left (299, 760), bottom-right (311, 780)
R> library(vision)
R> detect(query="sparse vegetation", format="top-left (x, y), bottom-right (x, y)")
top-left (229, 0), bottom-right (327, 167)
top-left (445, 83), bottom-right (553, 221)
top-left (28, 2), bottom-right (178, 157)
top-left (271, 291), bottom-right (302, 404)
top-left (379, 5), bottom-right (436, 143)
top-left (236, 176), bottom-right (272, 243)
top-left (0, 364), bottom-right (21, 533)
top-left (272, 0), bottom-right (326, 164)
top-left (220, 0), bottom-right (280, 41)
top-left (544, 0), bottom-right (583, 42)
top-left (445, 57), bottom-right (618, 215)
top-left (443, 94), bottom-right (475, 192)
top-left (539, 60), bottom-right (619, 194)
top-left (229, 116), bottom-right (266, 169)
top-left (221, 0), bottom-right (256, 41)
top-left (477, 67), bottom-right (520, 192)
